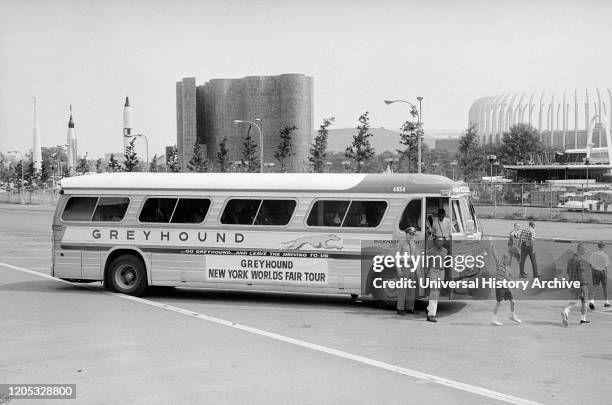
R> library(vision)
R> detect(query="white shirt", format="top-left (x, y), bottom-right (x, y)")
top-left (431, 217), bottom-right (452, 238)
top-left (589, 250), bottom-right (610, 271)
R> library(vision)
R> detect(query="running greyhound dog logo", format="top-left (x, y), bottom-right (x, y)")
top-left (282, 234), bottom-right (343, 250)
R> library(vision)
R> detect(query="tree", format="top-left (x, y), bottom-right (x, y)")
top-left (76, 153), bottom-right (90, 175)
top-left (241, 125), bottom-right (259, 173)
top-left (397, 105), bottom-right (423, 173)
top-left (216, 137), bottom-right (230, 172)
top-left (149, 155), bottom-right (158, 172)
top-left (499, 123), bottom-right (544, 165)
top-left (107, 154), bottom-right (121, 172)
top-left (457, 124), bottom-right (485, 181)
top-left (275, 125), bottom-right (297, 172)
top-left (187, 143), bottom-right (211, 172)
top-left (95, 158), bottom-right (104, 173)
top-left (345, 112), bottom-right (375, 172)
top-left (122, 138), bottom-right (140, 172)
top-left (166, 146), bottom-right (180, 173)
top-left (309, 117), bottom-right (335, 173)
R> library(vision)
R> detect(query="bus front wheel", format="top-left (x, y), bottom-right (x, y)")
top-left (370, 267), bottom-right (399, 308)
top-left (107, 254), bottom-right (148, 296)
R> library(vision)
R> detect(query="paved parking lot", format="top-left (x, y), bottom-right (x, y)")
top-left (1, 205), bottom-right (611, 404)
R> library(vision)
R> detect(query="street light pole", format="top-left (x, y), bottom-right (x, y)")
top-left (417, 96), bottom-right (423, 174)
top-left (233, 119), bottom-right (264, 173)
top-left (384, 97), bottom-right (423, 173)
top-left (450, 160), bottom-right (458, 181)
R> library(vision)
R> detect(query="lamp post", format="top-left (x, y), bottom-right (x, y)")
top-left (8, 150), bottom-right (25, 204)
top-left (233, 119), bottom-right (263, 173)
top-left (450, 160), bottom-right (458, 181)
top-left (487, 154), bottom-right (497, 203)
top-left (384, 97), bottom-right (423, 173)
top-left (585, 142), bottom-right (594, 192)
top-left (342, 160), bottom-right (351, 173)
top-left (384, 157), bottom-right (399, 174)
top-left (124, 133), bottom-right (149, 171)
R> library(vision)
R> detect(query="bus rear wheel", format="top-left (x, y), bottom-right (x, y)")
top-left (107, 254), bottom-right (148, 296)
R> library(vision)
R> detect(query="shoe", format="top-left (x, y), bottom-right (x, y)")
top-left (580, 320), bottom-right (591, 324)
top-left (510, 314), bottom-right (522, 324)
top-left (426, 315), bottom-right (437, 323)
top-left (589, 303), bottom-right (595, 310)
top-left (397, 310), bottom-right (406, 316)
top-left (406, 309), bottom-right (417, 314)
top-left (519, 273), bottom-right (527, 278)
top-left (561, 311), bottom-right (569, 327)
top-left (491, 319), bottom-right (503, 326)
top-left (604, 303), bottom-right (611, 308)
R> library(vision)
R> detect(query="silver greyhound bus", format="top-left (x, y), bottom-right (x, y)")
top-left (51, 173), bottom-right (485, 302)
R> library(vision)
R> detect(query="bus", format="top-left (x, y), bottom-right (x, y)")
top-left (52, 173), bottom-right (486, 303)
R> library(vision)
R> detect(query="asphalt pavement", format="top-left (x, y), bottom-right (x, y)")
top-left (1, 206), bottom-right (612, 405)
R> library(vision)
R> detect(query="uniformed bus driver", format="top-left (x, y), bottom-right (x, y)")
top-left (397, 226), bottom-right (419, 315)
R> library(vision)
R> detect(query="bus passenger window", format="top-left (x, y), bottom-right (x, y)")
top-left (398, 199), bottom-right (422, 231)
top-left (306, 200), bottom-right (349, 227)
top-left (171, 199), bottom-right (211, 224)
top-left (342, 201), bottom-right (387, 228)
top-left (92, 197), bottom-right (130, 222)
top-left (62, 197), bottom-right (98, 221)
top-left (254, 200), bottom-right (296, 226)
top-left (139, 198), bottom-right (178, 223)
top-left (221, 199), bottom-right (261, 225)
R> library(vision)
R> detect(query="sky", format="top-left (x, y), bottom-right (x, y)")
top-left (1, 0), bottom-right (611, 159)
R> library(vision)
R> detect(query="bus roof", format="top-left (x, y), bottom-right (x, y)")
top-left (60, 173), bottom-right (462, 194)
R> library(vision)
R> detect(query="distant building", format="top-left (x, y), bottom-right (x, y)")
top-left (434, 137), bottom-right (460, 153)
top-left (176, 74), bottom-right (314, 171)
top-left (469, 88), bottom-right (612, 180)
top-left (323, 128), bottom-right (461, 153)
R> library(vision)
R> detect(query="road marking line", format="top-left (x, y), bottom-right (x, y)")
top-left (0, 262), bottom-right (542, 405)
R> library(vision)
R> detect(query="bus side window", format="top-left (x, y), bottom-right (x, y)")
top-left (254, 200), bottom-right (296, 226)
top-left (398, 199), bottom-right (422, 231)
top-left (342, 201), bottom-right (387, 228)
top-left (221, 199), bottom-right (261, 225)
top-left (306, 200), bottom-right (349, 227)
top-left (171, 199), bottom-right (211, 224)
top-left (92, 197), bottom-right (130, 222)
top-left (62, 197), bottom-right (98, 221)
top-left (139, 198), bottom-right (178, 223)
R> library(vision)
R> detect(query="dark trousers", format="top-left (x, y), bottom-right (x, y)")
top-left (397, 270), bottom-right (416, 311)
top-left (519, 245), bottom-right (538, 277)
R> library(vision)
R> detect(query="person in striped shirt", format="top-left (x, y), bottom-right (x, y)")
top-left (519, 221), bottom-right (539, 278)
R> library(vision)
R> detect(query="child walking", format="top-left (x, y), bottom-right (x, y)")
top-left (491, 241), bottom-right (522, 326)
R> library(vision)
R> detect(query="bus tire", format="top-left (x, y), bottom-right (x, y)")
top-left (370, 267), bottom-right (399, 308)
top-left (107, 254), bottom-right (148, 296)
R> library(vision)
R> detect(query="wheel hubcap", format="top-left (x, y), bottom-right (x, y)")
top-left (116, 264), bottom-right (138, 289)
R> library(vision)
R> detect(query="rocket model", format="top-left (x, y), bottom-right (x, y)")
top-left (123, 96), bottom-right (132, 152)
top-left (32, 96), bottom-right (42, 171)
top-left (66, 105), bottom-right (77, 174)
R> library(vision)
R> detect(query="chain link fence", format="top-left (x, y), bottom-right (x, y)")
top-left (0, 190), bottom-right (59, 206)
top-left (469, 182), bottom-right (612, 223)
